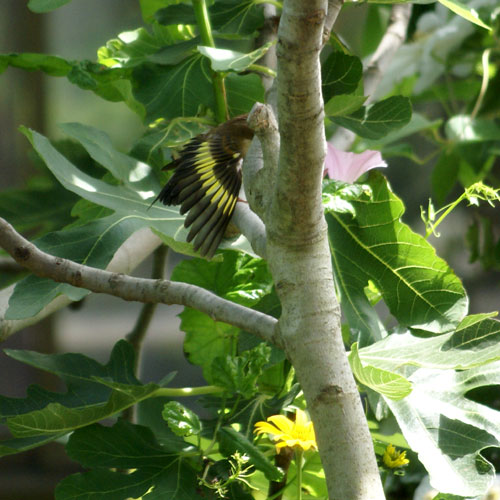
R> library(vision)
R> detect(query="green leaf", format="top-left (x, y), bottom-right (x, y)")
top-left (327, 172), bottom-right (468, 333)
top-left (58, 122), bottom-right (157, 192)
top-left (0, 434), bottom-right (68, 457)
top-left (445, 115), bottom-right (500, 143)
top-left (198, 43), bottom-right (272, 73)
top-left (180, 308), bottom-right (240, 382)
top-left (171, 251), bottom-right (272, 307)
top-left (324, 94), bottom-right (367, 117)
top-left (218, 427), bottom-right (283, 481)
top-left (211, 343), bottom-right (271, 398)
top-left (385, 363), bottom-right (499, 497)
top-left (330, 96), bottom-right (412, 140)
top-left (1, 341), bottom-right (164, 440)
top-left (133, 55), bottom-right (214, 122)
top-left (210, 0), bottom-right (265, 35)
top-left (322, 51), bottom-right (363, 102)
top-left (437, 0), bottom-right (491, 30)
top-left (66, 419), bottom-right (185, 468)
top-left (58, 420), bottom-right (198, 499)
top-left (0, 184), bottom-right (77, 235)
top-left (162, 401), bottom-right (201, 437)
top-left (28, 0), bottom-right (72, 13)
top-left (226, 72), bottom-right (265, 117)
top-left (356, 314), bottom-right (500, 496)
top-left (358, 112), bottom-right (442, 149)
top-left (358, 313), bottom-right (500, 372)
top-left (156, 0), bottom-right (265, 35)
top-left (0, 52), bottom-right (71, 76)
top-left (349, 343), bottom-right (412, 400)
top-left (431, 151), bottom-right (460, 205)
top-left (155, 4), bottom-right (196, 25)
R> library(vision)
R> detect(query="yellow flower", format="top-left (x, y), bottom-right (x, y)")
top-left (254, 409), bottom-right (317, 452)
top-left (383, 444), bottom-right (409, 469)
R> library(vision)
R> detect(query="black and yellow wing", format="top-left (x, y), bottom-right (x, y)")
top-left (153, 115), bottom-right (253, 258)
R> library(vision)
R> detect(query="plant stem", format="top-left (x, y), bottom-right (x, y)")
top-left (249, 63), bottom-right (277, 78)
top-left (425, 193), bottom-right (466, 238)
top-left (295, 448), bottom-right (303, 500)
top-left (192, 0), bottom-right (227, 122)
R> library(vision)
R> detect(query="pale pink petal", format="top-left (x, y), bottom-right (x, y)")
top-left (325, 143), bottom-right (387, 183)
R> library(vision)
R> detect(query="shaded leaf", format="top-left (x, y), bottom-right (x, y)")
top-left (58, 420), bottom-right (198, 499)
top-left (330, 96), bottom-right (412, 140)
top-left (28, 0), bottom-right (72, 12)
top-left (133, 55), bottom-right (214, 123)
top-left (322, 51), bottom-right (363, 102)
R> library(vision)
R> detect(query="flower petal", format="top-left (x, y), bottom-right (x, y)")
top-left (267, 414), bottom-right (295, 434)
top-left (325, 143), bottom-right (387, 183)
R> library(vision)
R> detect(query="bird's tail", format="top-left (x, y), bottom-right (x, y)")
top-left (154, 136), bottom-right (242, 258)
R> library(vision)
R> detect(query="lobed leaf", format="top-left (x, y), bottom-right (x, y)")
top-left (327, 172), bottom-right (468, 334)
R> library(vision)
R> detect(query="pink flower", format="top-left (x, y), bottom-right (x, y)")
top-left (324, 143), bottom-right (387, 183)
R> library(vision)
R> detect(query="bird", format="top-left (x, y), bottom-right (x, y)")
top-left (152, 114), bottom-right (254, 258)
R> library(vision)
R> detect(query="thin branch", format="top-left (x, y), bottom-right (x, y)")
top-left (232, 203), bottom-right (267, 258)
top-left (0, 217), bottom-right (279, 347)
top-left (330, 3), bottom-right (412, 151)
top-left (364, 3), bottom-right (413, 103)
top-left (0, 228), bottom-right (163, 342)
top-left (323, 0), bottom-right (343, 46)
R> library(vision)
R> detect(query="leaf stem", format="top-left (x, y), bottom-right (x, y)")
top-left (249, 63), bottom-right (277, 78)
top-left (154, 385), bottom-right (225, 397)
top-left (192, 0), bottom-right (227, 122)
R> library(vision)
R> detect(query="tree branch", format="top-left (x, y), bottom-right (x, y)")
top-left (323, 0), bottom-right (343, 46)
top-left (232, 203), bottom-right (267, 259)
top-left (330, 3), bottom-right (412, 151)
top-left (363, 3), bottom-right (413, 103)
top-left (0, 227), bottom-right (163, 341)
top-left (0, 218), bottom-right (279, 346)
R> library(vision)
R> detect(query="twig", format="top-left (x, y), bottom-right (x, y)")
top-left (0, 217), bottom-right (280, 347)
top-left (330, 3), bottom-right (413, 151)
top-left (364, 4), bottom-right (413, 103)
top-left (323, 0), bottom-right (343, 46)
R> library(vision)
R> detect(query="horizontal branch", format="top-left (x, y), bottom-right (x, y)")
top-left (0, 227), bottom-right (163, 341)
top-left (0, 218), bottom-right (279, 347)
